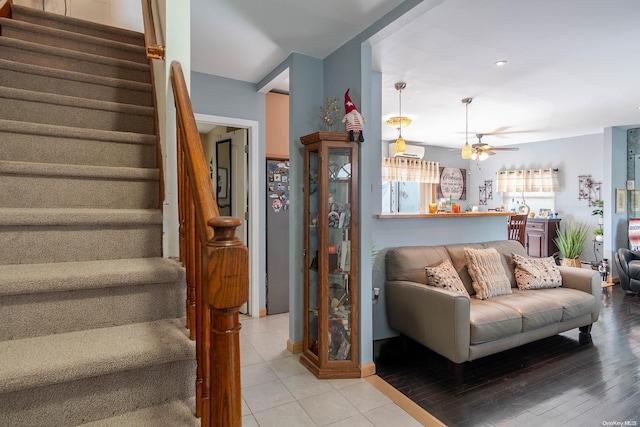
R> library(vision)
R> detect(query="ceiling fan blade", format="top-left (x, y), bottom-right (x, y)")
top-left (490, 147), bottom-right (520, 151)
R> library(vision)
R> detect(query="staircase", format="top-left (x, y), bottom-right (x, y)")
top-left (0, 5), bottom-right (197, 426)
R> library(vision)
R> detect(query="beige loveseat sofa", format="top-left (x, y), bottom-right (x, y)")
top-left (385, 240), bottom-right (600, 368)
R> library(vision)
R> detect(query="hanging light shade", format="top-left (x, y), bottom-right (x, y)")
top-left (386, 116), bottom-right (412, 129)
top-left (394, 82), bottom-right (407, 153)
top-left (461, 98), bottom-right (473, 159)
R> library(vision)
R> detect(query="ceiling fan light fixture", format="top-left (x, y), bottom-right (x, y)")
top-left (479, 151), bottom-right (489, 161)
top-left (471, 151), bottom-right (478, 161)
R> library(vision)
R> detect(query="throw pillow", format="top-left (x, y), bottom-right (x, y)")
top-left (464, 247), bottom-right (512, 300)
top-left (425, 259), bottom-right (470, 298)
top-left (512, 253), bottom-right (562, 290)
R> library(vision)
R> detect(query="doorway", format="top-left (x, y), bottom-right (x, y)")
top-left (195, 113), bottom-right (260, 318)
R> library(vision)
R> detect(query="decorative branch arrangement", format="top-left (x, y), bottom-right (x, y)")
top-left (319, 97), bottom-right (341, 131)
top-left (578, 175), bottom-right (602, 207)
top-left (479, 180), bottom-right (493, 205)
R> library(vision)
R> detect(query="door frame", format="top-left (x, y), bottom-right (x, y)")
top-left (195, 113), bottom-right (260, 318)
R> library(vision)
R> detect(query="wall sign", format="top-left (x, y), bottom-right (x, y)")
top-left (436, 167), bottom-right (467, 200)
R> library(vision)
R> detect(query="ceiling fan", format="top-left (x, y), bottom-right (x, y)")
top-left (470, 134), bottom-right (519, 161)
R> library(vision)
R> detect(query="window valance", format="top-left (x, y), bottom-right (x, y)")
top-left (496, 168), bottom-right (559, 193)
top-left (381, 157), bottom-right (440, 183)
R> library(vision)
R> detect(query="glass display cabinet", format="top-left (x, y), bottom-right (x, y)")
top-left (300, 132), bottom-right (360, 379)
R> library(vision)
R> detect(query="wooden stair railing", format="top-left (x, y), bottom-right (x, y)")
top-left (172, 61), bottom-right (248, 427)
top-left (0, 0), bottom-right (13, 20)
top-left (140, 3), bottom-right (247, 425)
top-left (140, 0), bottom-right (164, 59)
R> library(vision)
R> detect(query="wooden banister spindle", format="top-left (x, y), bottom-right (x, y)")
top-left (206, 216), bottom-right (248, 427)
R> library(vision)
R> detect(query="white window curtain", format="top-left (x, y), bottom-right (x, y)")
top-left (381, 158), bottom-right (440, 183)
top-left (496, 168), bottom-right (559, 192)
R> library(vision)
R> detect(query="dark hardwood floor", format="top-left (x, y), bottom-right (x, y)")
top-left (375, 285), bottom-right (640, 427)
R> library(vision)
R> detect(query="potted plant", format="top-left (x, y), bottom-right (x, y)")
top-left (592, 200), bottom-right (604, 225)
top-left (593, 228), bottom-right (604, 242)
top-left (554, 220), bottom-right (589, 267)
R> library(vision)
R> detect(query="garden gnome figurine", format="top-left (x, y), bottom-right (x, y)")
top-left (342, 89), bottom-right (365, 142)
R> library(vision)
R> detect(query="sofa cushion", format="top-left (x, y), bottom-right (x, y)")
top-left (488, 290), bottom-right (563, 331)
top-left (425, 259), bottom-right (470, 297)
top-left (469, 299), bottom-right (522, 344)
top-left (445, 243), bottom-right (485, 295)
top-left (523, 288), bottom-right (596, 321)
top-left (512, 253), bottom-right (562, 290)
top-left (464, 247), bottom-right (512, 299)
top-left (385, 246), bottom-right (452, 285)
top-left (483, 240), bottom-right (528, 287)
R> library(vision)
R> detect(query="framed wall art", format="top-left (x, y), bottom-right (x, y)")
top-left (616, 187), bottom-right (627, 214)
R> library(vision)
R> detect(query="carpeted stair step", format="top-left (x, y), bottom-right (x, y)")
top-left (0, 319), bottom-right (196, 427)
top-left (80, 398), bottom-right (199, 427)
top-left (10, 4), bottom-right (145, 46)
top-left (0, 17), bottom-right (147, 64)
top-left (0, 208), bottom-right (162, 264)
top-left (0, 160), bottom-right (159, 209)
top-left (0, 59), bottom-right (152, 107)
top-left (0, 86), bottom-right (154, 134)
top-left (0, 119), bottom-right (156, 168)
top-left (0, 258), bottom-right (186, 340)
top-left (0, 37), bottom-right (151, 83)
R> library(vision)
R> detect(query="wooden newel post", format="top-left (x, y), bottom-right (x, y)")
top-left (205, 216), bottom-right (248, 427)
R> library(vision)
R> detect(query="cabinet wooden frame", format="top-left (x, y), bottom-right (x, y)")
top-left (300, 132), bottom-right (360, 379)
top-left (525, 218), bottom-right (561, 258)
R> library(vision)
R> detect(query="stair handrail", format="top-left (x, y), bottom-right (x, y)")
top-left (170, 61), bottom-right (248, 427)
top-left (0, 0), bottom-right (12, 19)
top-left (141, 0), bottom-right (165, 59)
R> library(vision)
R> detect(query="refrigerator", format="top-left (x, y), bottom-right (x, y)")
top-left (266, 159), bottom-right (290, 314)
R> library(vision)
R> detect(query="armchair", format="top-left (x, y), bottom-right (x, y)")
top-left (614, 248), bottom-right (640, 294)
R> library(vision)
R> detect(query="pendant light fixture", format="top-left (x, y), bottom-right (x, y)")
top-left (393, 82), bottom-right (407, 153)
top-left (461, 97), bottom-right (473, 159)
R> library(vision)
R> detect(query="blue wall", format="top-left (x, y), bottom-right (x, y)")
top-left (191, 72), bottom-right (265, 122)
top-left (190, 71), bottom-right (268, 310)
top-left (286, 53), bottom-right (324, 344)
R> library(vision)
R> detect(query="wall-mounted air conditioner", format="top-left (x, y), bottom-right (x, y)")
top-left (388, 142), bottom-right (425, 159)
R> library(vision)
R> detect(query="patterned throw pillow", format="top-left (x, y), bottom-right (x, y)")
top-left (425, 259), bottom-right (470, 298)
top-left (464, 247), bottom-right (512, 300)
top-left (512, 253), bottom-right (562, 290)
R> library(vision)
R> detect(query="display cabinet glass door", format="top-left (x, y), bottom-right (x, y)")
top-left (326, 147), bottom-right (353, 361)
top-left (306, 150), bottom-right (319, 356)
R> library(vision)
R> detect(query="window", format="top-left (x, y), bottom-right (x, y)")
top-left (381, 158), bottom-right (439, 213)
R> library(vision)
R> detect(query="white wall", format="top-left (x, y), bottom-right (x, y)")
top-left (467, 133), bottom-right (605, 261)
top-left (14, 0), bottom-right (143, 31)
top-left (159, 0), bottom-right (190, 258)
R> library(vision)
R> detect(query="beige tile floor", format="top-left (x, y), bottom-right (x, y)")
top-left (239, 313), bottom-right (439, 427)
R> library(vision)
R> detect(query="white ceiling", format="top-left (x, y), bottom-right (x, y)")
top-left (192, 0), bottom-right (640, 148)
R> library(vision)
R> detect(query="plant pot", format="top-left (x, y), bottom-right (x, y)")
top-left (598, 217), bottom-right (604, 225)
top-left (561, 258), bottom-right (582, 268)
top-left (595, 235), bottom-right (604, 242)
